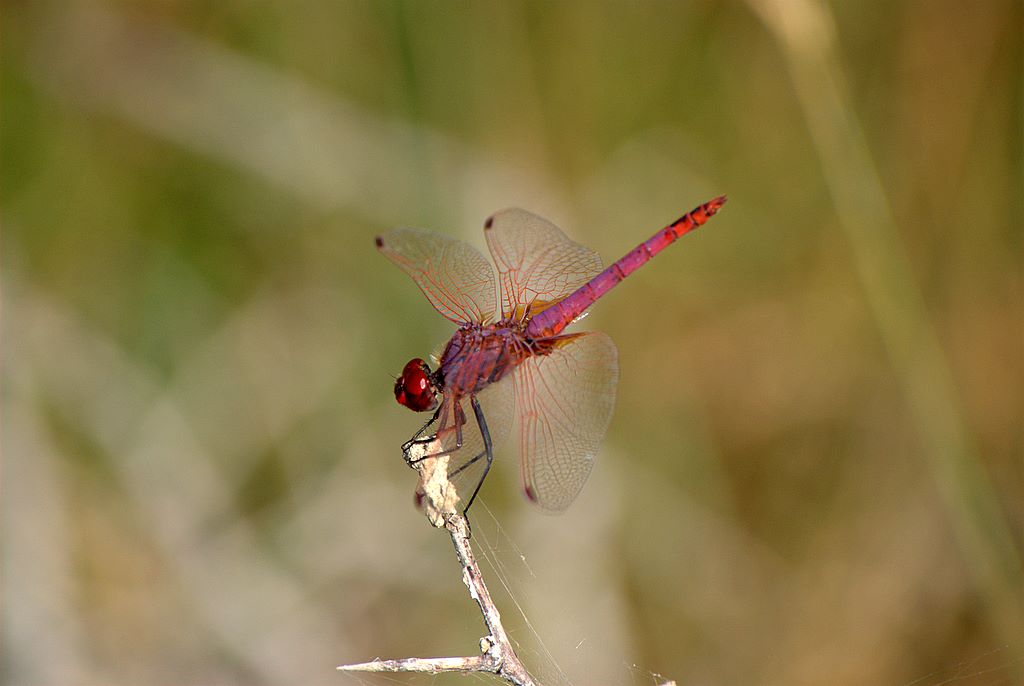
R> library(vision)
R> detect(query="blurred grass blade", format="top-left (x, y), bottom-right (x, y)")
top-left (748, 0), bottom-right (1023, 645)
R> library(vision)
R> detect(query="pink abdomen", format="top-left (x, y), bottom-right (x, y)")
top-left (525, 196), bottom-right (726, 339)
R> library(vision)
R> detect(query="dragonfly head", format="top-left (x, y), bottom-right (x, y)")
top-left (394, 358), bottom-right (439, 412)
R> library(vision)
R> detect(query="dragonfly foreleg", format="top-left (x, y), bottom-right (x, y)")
top-left (402, 405), bottom-right (442, 454)
top-left (446, 395), bottom-right (493, 517)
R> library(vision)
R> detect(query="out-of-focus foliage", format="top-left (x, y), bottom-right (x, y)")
top-left (3, 1), bottom-right (1021, 685)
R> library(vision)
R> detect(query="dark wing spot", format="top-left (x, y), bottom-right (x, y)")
top-left (374, 236), bottom-right (384, 248)
top-left (484, 216), bottom-right (494, 229)
top-left (524, 484), bottom-right (538, 502)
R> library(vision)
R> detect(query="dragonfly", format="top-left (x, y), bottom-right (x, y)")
top-left (377, 196), bottom-right (726, 515)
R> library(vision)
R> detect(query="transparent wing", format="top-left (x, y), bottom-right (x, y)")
top-left (483, 209), bottom-right (603, 323)
top-left (435, 377), bottom-right (514, 463)
top-left (377, 227), bottom-right (497, 324)
top-left (511, 331), bottom-right (618, 511)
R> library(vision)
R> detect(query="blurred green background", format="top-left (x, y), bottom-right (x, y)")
top-left (3, 1), bottom-right (1022, 685)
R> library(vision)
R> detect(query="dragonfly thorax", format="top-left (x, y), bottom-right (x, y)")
top-left (438, 321), bottom-right (531, 397)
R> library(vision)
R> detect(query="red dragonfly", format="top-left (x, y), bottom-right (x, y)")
top-left (377, 196), bottom-right (726, 514)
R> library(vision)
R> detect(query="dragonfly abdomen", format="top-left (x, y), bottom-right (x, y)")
top-left (524, 196), bottom-right (726, 338)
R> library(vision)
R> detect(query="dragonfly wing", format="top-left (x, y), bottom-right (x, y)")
top-left (377, 227), bottom-right (497, 324)
top-left (511, 331), bottom-right (618, 511)
top-left (483, 209), bottom-right (603, 323)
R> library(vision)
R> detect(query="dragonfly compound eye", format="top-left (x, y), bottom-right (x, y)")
top-left (395, 358), bottom-right (438, 412)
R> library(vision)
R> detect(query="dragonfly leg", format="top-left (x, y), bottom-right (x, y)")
top-left (446, 395), bottom-right (493, 518)
top-left (405, 401), bottom-right (465, 465)
top-left (402, 405), bottom-right (442, 453)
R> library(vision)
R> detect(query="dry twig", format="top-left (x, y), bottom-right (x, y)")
top-left (337, 440), bottom-right (537, 686)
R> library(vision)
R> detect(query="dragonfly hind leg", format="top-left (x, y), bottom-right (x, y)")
top-left (447, 395), bottom-right (493, 517)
